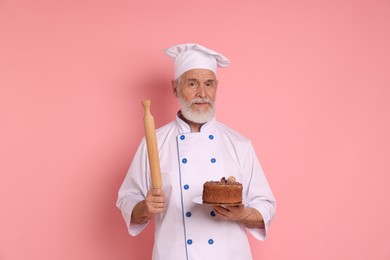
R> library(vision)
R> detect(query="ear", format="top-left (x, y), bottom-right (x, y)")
top-left (172, 80), bottom-right (179, 97)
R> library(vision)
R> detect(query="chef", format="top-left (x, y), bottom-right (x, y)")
top-left (117, 43), bottom-right (276, 260)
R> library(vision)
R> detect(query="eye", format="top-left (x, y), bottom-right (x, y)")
top-left (188, 82), bottom-right (198, 88)
top-left (205, 81), bottom-right (215, 88)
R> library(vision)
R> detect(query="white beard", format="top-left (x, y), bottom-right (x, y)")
top-left (178, 96), bottom-right (216, 124)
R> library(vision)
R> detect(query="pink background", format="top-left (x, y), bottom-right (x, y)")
top-left (1, 0), bottom-right (389, 259)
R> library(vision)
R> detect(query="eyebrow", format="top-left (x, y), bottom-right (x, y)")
top-left (187, 78), bottom-right (199, 82)
top-left (187, 78), bottom-right (215, 82)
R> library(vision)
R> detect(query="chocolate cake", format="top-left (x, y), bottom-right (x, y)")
top-left (202, 176), bottom-right (242, 204)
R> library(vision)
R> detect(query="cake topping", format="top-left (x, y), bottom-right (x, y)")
top-left (227, 176), bottom-right (236, 184)
top-left (219, 176), bottom-right (237, 185)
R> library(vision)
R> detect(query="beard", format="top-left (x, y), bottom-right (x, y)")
top-left (178, 95), bottom-right (216, 124)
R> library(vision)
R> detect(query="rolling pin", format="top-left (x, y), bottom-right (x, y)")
top-left (142, 99), bottom-right (162, 189)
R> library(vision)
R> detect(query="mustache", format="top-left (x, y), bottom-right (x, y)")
top-left (190, 97), bottom-right (212, 105)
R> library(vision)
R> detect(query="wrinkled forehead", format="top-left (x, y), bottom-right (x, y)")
top-left (180, 69), bottom-right (217, 82)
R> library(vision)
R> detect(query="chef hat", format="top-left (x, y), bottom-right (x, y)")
top-left (165, 43), bottom-right (231, 79)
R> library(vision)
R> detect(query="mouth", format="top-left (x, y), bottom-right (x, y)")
top-left (193, 102), bottom-right (209, 106)
top-left (192, 102), bottom-right (211, 110)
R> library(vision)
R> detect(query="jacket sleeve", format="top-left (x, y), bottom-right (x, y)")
top-left (116, 138), bottom-right (151, 236)
top-left (242, 141), bottom-right (276, 240)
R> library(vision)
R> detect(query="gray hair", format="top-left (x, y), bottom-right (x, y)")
top-left (174, 74), bottom-right (183, 92)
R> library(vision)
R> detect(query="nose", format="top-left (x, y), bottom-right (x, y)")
top-left (196, 85), bottom-right (207, 98)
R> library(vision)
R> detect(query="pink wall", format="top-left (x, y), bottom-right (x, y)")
top-left (1, 0), bottom-right (389, 259)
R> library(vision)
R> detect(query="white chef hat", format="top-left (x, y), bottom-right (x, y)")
top-left (165, 43), bottom-right (231, 79)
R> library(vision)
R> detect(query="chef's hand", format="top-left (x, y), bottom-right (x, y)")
top-left (212, 205), bottom-right (265, 229)
top-left (145, 188), bottom-right (167, 214)
top-left (131, 189), bottom-right (167, 224)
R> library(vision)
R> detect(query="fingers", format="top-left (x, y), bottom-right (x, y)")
top-left (149, 188), bottom-right (165, 196)
top-left (212, 205), bottom-right (247, 221)
top-left (145, 189), bottom-right (167, 215)
top-left (212, 206), bottom-right (229, 219)
top-left (147, 189), bottom-right (167, 203)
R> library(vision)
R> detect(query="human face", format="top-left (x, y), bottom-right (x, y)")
top-left (173, 69), bottom-right (218, 124)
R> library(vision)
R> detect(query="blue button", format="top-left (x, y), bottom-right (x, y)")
top-left (184, 184), bottom-right (189, 190)
top-left (210, 211), bottom-right (216, 217)
top-left (210, 158), bottom-right (216, 163)
top-left (209, 134), bottom-right (214, 140)
top-left (182, 158), bottom-right (187, 164)
top-left (186, 212), bottom-right (192, 217)
top-left (208, 239), bottom-right (214, 245)
top-left (187, 239), bottom-right (193, 245)
top-left (180, 135), bottom-right (185, 140)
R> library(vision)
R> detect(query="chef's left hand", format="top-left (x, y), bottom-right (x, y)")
top-left (212, 205), bottom-right (250, 221)
top-left (212, 205), bottom-right (265, 228)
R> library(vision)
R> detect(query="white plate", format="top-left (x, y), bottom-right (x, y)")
top-left (192, 196), bottom-right (242, 206)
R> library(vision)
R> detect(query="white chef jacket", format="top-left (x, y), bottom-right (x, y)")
top-left (117, 115), bottom-right (276, 260)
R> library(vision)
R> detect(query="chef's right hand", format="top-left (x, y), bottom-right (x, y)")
top-left (145, 188), bottom-right (167, 216)
top-left (131, 189), bottom-right (167, 224)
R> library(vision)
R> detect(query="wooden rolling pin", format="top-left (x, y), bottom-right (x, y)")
top-left (142, 99), bottom-right (162, 189)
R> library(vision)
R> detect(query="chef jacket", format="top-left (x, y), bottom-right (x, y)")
top-left (117, 115), bottom-right (276, 260)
